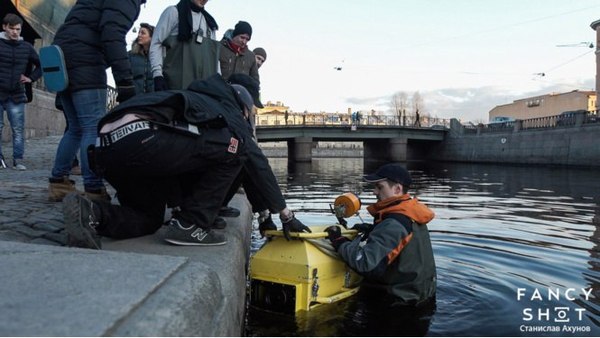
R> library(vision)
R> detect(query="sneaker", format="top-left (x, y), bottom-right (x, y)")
top-left (12, 160), bottom-right (26, 171)
top-left (63, 192), bottom-right (102, 249)
top-left (164, 218), bottom-right (226, 246)
top-left (0, 156), bottom-right (7, 169)
top-left (213, 216), bottom-right (227, 229)
top-left (218, 206), bottom-right (240, 218)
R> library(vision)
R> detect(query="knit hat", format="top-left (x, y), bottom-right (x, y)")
top-left (364, 164), bottom-right (412, 188)
top-left (232, 21), bottom-right (252, 38)
top-left (253, 47), bottom-right (267, 61)
top-left (228, 74), bottom-right (263, 108)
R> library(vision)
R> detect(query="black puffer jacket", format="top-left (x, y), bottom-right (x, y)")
top-left (53, 0), bottom-right (142, 91)
top-left (0, 34), bottom-right (41, 103)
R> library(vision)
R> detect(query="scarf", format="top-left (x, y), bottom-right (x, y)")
top-left (176, 0), bottom-right (219, 41)
top-left (227, 40), bottom-right (243, 54)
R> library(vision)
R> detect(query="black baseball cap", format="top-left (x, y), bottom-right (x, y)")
top-left (231, 84), bottom-right (254, 111)
top-left (227, 74), bottom-right (264, 108)
top-left (364, 163), bottom-right (412, 187)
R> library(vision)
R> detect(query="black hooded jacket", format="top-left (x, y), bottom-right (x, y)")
top-left (101, 74), bottom-right (251, 139)
top-left (99, 74), bottom-right (287, 212)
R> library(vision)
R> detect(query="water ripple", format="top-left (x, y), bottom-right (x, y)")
top-left (247, 159), bottom-right (600, 336)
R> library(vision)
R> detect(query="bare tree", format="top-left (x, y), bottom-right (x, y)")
top-left (391, 91), bottom-right (408, 125)
top-left (412, 91), bottom-right (424, 114)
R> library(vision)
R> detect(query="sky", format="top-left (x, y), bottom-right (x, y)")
top-left (126, 0), bottom-right (600, 123)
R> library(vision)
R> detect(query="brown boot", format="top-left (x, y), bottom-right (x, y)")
top-left (84, 187), bottom-right (111, 203)
top-left (48, 177), bottom-right (80, 202)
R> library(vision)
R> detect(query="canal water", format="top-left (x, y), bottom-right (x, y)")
top-left (245, 158), bottom-right (600, 336)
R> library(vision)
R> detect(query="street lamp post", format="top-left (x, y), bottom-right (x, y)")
top-left (591, 19), bottom-right (600, 111)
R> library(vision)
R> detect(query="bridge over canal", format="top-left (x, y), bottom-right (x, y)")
top-left (255, 109), bottom-right (600, 167)
top-left (255, 124), bottom-right (446, 162)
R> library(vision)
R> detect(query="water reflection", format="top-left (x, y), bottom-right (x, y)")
top-left (247, 159), bottom-right (600, 336)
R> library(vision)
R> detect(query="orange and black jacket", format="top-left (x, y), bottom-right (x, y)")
top-left (337, 193), bottom-right (437, 305)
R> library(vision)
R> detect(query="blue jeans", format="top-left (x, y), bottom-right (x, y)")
top-left (51, 89), bottom-right (107, 190)
top-left (0, 98), bottom-right (25, 161)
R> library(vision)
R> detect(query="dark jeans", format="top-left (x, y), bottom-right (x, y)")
top-left (51, 89), bottom-right (107, 190)
top-left (94, 124), bottom-right (243, 239)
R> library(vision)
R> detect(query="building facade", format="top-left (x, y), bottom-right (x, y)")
top-left (591, 18), bottom-right (600, 108)
top-left (489, 90), bottom-right (597, 122)
top-left (256, 101), bottom-right (353, 126)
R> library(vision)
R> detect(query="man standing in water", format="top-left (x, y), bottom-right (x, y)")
top-left (325, 163), bottom-right (436, 335)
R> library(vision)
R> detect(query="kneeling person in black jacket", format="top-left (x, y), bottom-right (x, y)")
top-left (62, 75), bottom-right (308, 249)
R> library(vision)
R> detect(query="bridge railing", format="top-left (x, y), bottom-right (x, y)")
top-left (256, 114), bottom-right (451, 128)
top-left (104, 88), bottom-right (598, 132)
top-left (461, 110), bottom-right (599, 134)
top-left (516, 110), bottom-right (598, 130)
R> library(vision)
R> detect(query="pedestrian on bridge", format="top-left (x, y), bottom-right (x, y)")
top-left (414, 109), bottom-right (421, 127)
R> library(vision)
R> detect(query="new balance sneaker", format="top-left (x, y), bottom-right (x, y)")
top-left (218, 206), bottom-right (241, 218)
top-left (164, 218), bottom-right (226, 246)
top-left (0, 156), bottom-right (7, 169)
top-left (63, 192), bottom-right (102, 249)
top-left (12, 160), bottom-right (26, 171)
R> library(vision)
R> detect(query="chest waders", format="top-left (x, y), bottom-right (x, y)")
top-left (162, 33), bottom-right (220, 90)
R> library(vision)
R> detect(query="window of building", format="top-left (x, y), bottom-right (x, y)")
top-left (527, 99), bottom-right (541, 107)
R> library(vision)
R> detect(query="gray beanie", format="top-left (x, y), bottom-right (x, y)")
top-left (253, 47), bottom-right (267, 61)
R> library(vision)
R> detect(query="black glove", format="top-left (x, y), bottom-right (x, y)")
top-left (353, 223), bottom-right (374, 233)
top-left (54, 94), bottom-right (63, 111)
top-left (281, 212), bottom-right (311, 241)
top-left (153, 76), bottom-right (167, 91)
top-left (116, 79), bottom-right (136, 103)
top-left (258, 214), bottom-right (277, 238)
top-left (325, 225), bottom-right (349, 251)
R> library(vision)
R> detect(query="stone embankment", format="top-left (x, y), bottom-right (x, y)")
top-left (0, 136), bottom-right (252, 336)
